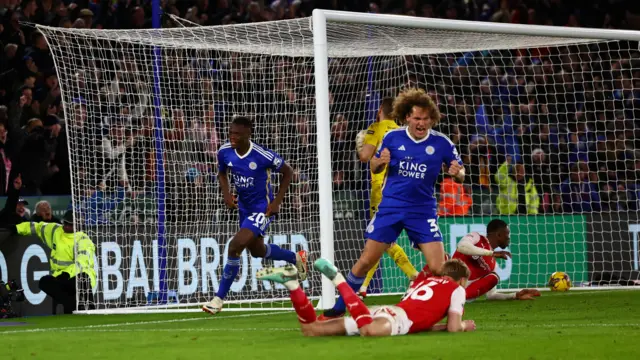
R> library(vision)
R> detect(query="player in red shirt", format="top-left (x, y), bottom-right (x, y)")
top-left (257, 258), bottom-right (476, 336)
top-left (416, 219), bottom-right (540, 300)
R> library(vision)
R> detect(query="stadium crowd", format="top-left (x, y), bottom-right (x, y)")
top-left (1, 0), bottom-right (640, 226)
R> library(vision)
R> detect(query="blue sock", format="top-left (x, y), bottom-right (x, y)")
top-left (264, 244), bottom-right (297, 264)
top-left (332, 271), bottom-right (364, 313)
top-left (216, 256), bottom-right (240, 299)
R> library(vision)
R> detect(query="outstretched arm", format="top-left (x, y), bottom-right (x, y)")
top-left (457, 233), bottom-right (511, 259)
top-left (486, 287), bottom-right (541, 301)
top-left (445, 286), bottom-right (476, 332)
top-left (446, 312), bottom-right (476, 332)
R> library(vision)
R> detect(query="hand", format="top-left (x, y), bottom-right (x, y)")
top-left (19, 95), bottom-right (27, 107)
top-left (13, 174), bottom-right (22, 190)
top-left (223, 193), bottom-right (237, 209)
top-left (265, 201), bottom-right (281, 217)
top-left (448, 160), bottom-right (463, 177)
top-left (492, 251), bottom-right (511, 260)
top-left (378, 148), bottom-right (390, 165)
top-left (515, 289), bottom-right (541, 300)
top-left (462, 320), bottom-right (476, 332)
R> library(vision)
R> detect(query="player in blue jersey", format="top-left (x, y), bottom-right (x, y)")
top-left (320, 88), bottom-right (465, 320)
top-left (203, 116), bottom-right (308, 315)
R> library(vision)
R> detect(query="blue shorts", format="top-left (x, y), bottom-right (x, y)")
top-left (239, 210), bottom-right (274, 237)
top-left (365, 209), bottom-right (443, 248)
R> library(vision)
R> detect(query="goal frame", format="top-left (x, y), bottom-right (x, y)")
top-left (312, 10), bottom-right (640, 310)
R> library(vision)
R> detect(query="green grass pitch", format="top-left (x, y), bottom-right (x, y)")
top-left (2, 290), bottom-right (639, 360)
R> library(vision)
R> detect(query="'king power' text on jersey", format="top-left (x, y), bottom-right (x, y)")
top-left (218, 142), bottom-right (285, 236)
top-left (377, 128), bottom-right (462, 214)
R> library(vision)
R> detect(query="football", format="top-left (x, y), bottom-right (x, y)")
top-left (548, 271), bottom-right (572, 292)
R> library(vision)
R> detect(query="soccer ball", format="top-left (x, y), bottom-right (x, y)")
top-left (548, 272), bottom-right (572, 292)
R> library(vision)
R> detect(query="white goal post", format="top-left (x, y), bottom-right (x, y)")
top-left (34, 10), bottom-right (640, 314)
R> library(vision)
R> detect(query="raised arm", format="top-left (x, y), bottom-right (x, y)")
top-left (15, 221), bottom-right (58, 249)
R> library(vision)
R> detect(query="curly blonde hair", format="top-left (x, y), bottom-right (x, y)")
top-left (391, 88), bottom-right (441, 126)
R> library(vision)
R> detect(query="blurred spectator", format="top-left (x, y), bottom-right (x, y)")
top-left (495, 160), bottom-right (539, 215)
top-left (0, 173), bottom-right (27, 226)
top-left (438, 175), bottom-right (472, 216)
top-left (560, 162), bottom-right (601, 213)
top-left (31, 199), bottom-right (60, 223)
top-left (0, 0), bottom-right (638, 220)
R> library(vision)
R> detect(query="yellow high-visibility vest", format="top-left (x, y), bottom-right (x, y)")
top-left (17, 221), bottom-right (96, 288)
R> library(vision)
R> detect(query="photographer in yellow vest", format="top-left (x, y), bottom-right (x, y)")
top-left (12, 210), bottom-right (96, 314)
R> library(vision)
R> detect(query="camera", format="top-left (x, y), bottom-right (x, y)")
top-left (0, 280), bottom-right (25, 319)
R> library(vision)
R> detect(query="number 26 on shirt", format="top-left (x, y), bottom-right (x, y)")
top-left (402, 281), bottom-right (438, 302)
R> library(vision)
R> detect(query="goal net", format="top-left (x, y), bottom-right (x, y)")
top-left (36, 12), bottom-right (640, 313)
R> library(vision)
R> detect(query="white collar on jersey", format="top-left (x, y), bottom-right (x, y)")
top-left (235, 141), bottom-right (254, 159)
top-left (405, 127), bottom-right (430, 144)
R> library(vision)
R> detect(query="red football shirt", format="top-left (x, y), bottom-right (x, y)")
top-left (453, 232), bottom-right (497, 280)
top-left (396, 276), bottom-right (466, 334)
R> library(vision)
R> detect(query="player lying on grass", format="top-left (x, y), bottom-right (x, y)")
top-left (321, 88), bottom-right (465, 320)
top-left (258, 258), bottom-right (476, 336)
top-left (203, 116), bottom-right (307, 315)
top-left (355, 97), bottom-right (419, 298)
top-left (416, 219), bottom-right (540, 301)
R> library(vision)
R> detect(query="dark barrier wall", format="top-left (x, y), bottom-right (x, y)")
top-left (0, 231), bottom-right (53, 316)
top-left (0, 220), bottom-right (367, 315)
top-left (3, 214), bottom-right (639, 316)
top-left (587, 212), bottom-right (640, 282)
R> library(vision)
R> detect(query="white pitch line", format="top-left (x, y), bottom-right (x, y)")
top-left (481, 323), bottom-right (640, 329)
top-left (2, 327), bottom-right (299, 334)
top-left (3, 322), bottom-right (639, 335)
top-left (0, 311), bottom-right (291, 335)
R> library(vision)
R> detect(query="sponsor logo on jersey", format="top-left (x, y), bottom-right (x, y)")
top-left (398, 161), bottom-right (427, 179)
top-left (232, 174), bottom-right (255, 188)
top-left (425, 146), bottom-right (435, 155)
top-left (398, 145), bottom-right (406, 151)
top-left (367, 130), bottom-right (375, 135)
top-left (273, 157), bottom-right (282, 168)
top-left (227, 162), bottom-right (233, 167)
top-left (249, 162), bottom-right (257, 170)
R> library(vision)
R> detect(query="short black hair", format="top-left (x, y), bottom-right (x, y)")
top-left (232, 116), bottom-right (253, 132)
top-left (380, 97), bottom-right (394, 119)
top-left (487, 219), bottom-right (508, 234)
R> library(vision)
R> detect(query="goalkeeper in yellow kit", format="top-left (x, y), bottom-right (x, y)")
top-left (355, 97), bottom-right (419, 297)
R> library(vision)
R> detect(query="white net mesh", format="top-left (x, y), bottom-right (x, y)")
top-left (36, 16), bottom-right (640, 312)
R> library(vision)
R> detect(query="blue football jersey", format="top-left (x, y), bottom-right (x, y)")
top-left (217, 142), bottom-right (285, 212)
top-left (376, 128), bottom-right (463, 213)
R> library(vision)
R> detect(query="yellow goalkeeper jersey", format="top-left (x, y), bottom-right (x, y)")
top-left (364, 119), bottom-right (399, 214)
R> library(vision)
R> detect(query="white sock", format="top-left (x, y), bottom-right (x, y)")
top-left (332, 273), bottom-right (346, 287)
top-left (284, 280), bottom-right (300, 291)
